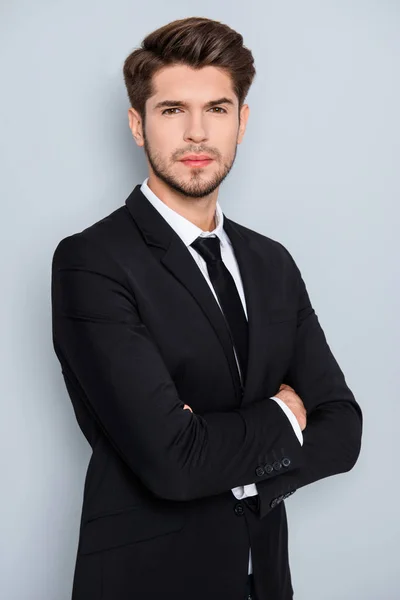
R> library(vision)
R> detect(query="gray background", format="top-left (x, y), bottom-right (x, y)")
top-left (1, 1), bottom-right (398, 599)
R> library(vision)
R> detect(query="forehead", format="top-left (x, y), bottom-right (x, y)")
top-left (148, 64), bottom-right (236, 105)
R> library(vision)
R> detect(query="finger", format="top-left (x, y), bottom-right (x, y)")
top-left (282, 383), bottom-right (294, 391)
top-left (279, 383), bottom-right (292, 391)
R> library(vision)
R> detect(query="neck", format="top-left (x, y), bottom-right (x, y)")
top-left (146, 175), bottom-right (218, 232)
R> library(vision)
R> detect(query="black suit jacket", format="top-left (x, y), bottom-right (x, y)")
top-left (51, 184), bottom-right (362, 600)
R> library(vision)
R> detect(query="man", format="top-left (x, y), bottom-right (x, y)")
top-left (51, 16), bottom-right (362, 600)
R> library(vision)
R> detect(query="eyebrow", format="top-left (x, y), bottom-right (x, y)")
top-left (153, 97), bottom-right (235, 111)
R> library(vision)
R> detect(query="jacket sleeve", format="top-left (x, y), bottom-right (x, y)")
top-left (51, 234), bottom-right (304, 502)
top-left (251, 249), bottom-right (363, 519)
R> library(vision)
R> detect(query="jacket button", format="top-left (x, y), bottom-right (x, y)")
top-left (255, 466), bottom-right (265, 477)
top-left (273, 460), bottom-right (282, 471)
top-left (282, 457), bottom-right (291, 468)
top-left (234, 503), bottom-right (244, 516)
top-left (264, 464), bottom-right (274, 474)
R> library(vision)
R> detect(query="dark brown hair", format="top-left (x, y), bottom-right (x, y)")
top-left (122, 17), bottom-right (256, 126)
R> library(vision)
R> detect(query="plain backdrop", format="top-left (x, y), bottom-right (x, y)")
top-left (1, 1), bottom-right (399, 599)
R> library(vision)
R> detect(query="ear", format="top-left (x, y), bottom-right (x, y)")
top-left (128, 107), bottom-right (144, 147)
top-left (237, 104), bottom-right (250, 145)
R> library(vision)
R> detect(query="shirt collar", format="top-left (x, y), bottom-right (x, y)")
top-left (140, 177), bottom-right (230, 249)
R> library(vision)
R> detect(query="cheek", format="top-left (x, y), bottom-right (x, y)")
top-left (215, 128), bottom-right (238, 151)
top-left (221, 138), bottom-right (238, 162)
top-left (147, 134), bottom-right (170, 159)
top-left (149, 126), bottom-right (181, 156)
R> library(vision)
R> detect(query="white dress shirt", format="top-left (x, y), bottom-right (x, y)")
top-left (140, 177), bottom-right (303, 575)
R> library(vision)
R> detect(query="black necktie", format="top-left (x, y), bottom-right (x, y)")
top-left (190, 235), bottom-right (249, 386)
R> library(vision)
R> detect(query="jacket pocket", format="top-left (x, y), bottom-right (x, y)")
top-left (79, 504), bottom-right (186, 555)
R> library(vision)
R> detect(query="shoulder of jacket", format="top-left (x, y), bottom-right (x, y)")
top-left (225, 217), bottom-right (298, 269)
top-left (51, 204), bottom-right (132, 270)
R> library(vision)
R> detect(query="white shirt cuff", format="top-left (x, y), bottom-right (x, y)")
top-left (231, 483), bottom-right (258, 499)
top-left (270, 396), bottom-right (303, 446)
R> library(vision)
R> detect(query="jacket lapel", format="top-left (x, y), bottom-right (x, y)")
top-left (222, 217), bottom-right (277, 407)
top-left (161, 234), bottom-right (243, 402)
top-left (125, 185), bottom-right (273, 408)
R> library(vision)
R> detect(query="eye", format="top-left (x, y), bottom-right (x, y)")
top-left (161, 106), bottom-right (227, 115)
top-left (161, 108), bottom-right (182, 115)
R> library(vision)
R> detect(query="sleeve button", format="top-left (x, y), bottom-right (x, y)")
top-left (255, 466), bottom-right (265, 477)
top-left (273, 460), bottom-right (282, 471)
top-left (282, 457), bottom-right (291, 468)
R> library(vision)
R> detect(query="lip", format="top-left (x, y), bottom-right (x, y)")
top-left (180, 155), bottom-right (214, 168)
top-left (180, 154), bottom-right (213, 161)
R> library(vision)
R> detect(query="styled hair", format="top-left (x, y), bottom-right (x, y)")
top-left (122, 17), bottom-right (256, 126)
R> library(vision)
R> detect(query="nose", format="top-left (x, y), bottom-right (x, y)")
top-left (183, 113), bottom-right (208, 144)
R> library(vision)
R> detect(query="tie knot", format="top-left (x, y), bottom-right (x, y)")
top-left (190, 236), bottom-right (222, 264)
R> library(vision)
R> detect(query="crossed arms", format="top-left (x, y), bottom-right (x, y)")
top-left (51, 234), bottom-right (362, 515)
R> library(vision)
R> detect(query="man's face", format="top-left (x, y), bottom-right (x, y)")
top-left (129, 64), bottom-right (249, 198)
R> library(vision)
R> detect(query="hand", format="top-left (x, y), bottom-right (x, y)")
top-left (183, 404), bottom-right (193, 412)
top-left (275, 383), bottom-right (307, 431)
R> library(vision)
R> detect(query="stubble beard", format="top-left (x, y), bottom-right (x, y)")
top-left (142, 133), bottom-right (238, 199)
